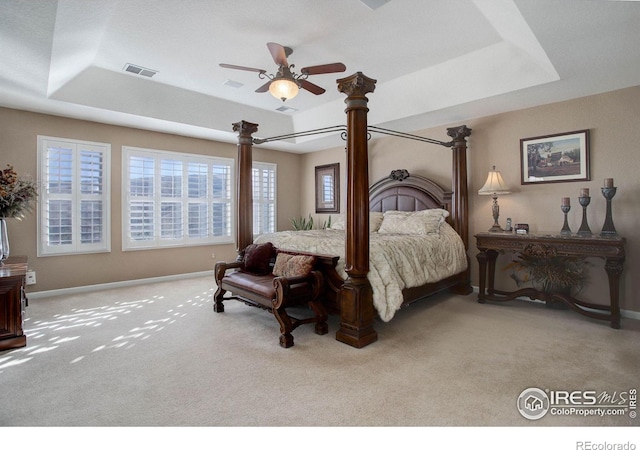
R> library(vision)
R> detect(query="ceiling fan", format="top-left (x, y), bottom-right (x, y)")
top-left (220, 42), bottom-right (346, 102)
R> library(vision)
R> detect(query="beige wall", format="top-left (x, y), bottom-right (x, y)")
top-left (3, 85), bottom-right (639, 313)
top-left (299, 86), bottom-right (640, 314)
top-left (0, 108), bottom-right (301, 293)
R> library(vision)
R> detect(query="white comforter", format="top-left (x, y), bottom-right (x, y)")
top-left (254, 222), bottom-right (467, 321)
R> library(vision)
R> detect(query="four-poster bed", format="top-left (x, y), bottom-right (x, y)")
top-left (223, 72), bottom-right (472, 348)
top-left (254, 171), bottom-right (470, 322)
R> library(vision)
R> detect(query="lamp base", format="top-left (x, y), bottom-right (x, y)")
top-left (487, 195), bottom-right (504, 232)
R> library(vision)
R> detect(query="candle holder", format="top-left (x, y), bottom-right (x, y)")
top-left (600, 186), bottom-right (617, 236)
top-left (560, 204), bottom-right (572, 235)
top-left (577, 196), bottom-right (592, 236)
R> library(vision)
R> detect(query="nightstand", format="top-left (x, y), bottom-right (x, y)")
top-left (0, 256), bottom-right (28, 350)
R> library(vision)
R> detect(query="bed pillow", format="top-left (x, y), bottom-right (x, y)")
top-left (242, 242), bottom-right (276, 275)
top-left (272, 253), bottom-right (316, 278)
top-left (378, 209), bottom-right (449, 235)
top-left (328, 214), bottom-right (345, 230)
top-left (370, 211), bottom-right (384, 232)
top-left (328, 212), bottom-right (384, 232)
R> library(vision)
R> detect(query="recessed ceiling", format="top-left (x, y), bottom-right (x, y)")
top-left (1, 0), bottom-right (639, 152)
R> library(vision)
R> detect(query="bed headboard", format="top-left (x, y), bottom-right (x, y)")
top-left (369, 169), bottom-right (453, 215)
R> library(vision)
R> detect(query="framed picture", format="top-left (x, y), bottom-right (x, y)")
top-left (520, 129), bottom-right (590, 185)
top-left (315, 163), bottom-right (340, 213)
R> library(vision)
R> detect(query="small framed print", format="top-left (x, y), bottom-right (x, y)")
top-left (515, 223), bottom-right (529, 235)
top-left (521, 130), bottom-right (590, 185)
top-left (315, 163), bottom-right (340, 213)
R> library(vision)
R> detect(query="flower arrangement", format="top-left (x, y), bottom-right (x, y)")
top-left (0, 165), bottom-right (38, 219)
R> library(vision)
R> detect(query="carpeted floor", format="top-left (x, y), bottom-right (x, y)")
top-left (1, 275), bottom-right (639, 429)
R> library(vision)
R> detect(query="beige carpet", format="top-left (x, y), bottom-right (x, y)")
top-left (1, 275), bottom-right (639, 429)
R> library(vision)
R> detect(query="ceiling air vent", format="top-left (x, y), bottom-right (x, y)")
top-left (123, 63), bottom-right (157, 78)
top-left (276, 105), bottom-right (298, 113)
top-left (223, 79), bottom-right (243, 88)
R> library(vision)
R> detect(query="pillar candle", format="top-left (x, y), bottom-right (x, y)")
top-left (604, 178), bottom-right (614, 188)
top-left (580, 188), bottom-right (589, 197)
top-left (562, 197), bottom-right (570, 206)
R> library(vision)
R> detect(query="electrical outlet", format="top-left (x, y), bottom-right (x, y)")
top-left (26, 270), bottom-right (36, 285)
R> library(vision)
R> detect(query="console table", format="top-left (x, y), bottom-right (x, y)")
top-left (475, 232), bottom-right (626, 328)
top-left (0, 256), bottom-right (28, 351)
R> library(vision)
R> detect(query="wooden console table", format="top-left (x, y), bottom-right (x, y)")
top-left (475, 232), bottom-right (626, 328)
top-left (0, 256), bottom-right (28, 351)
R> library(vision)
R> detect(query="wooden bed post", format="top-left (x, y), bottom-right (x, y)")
top-left (447, 125), bottom-right (471, 251)
top-left (447, 125), bottom-right (474, 296)
top-left (233, 120), bottom-right (258, 258)
top-left (336, 72), bottom-right (378, 348)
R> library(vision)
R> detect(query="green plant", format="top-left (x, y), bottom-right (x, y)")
top-left (321, 215), bottom-right (332, 230)
top-left (291, 214), bottom-right (314, 231)
top-left (504, 246), bottom-right (589, 294)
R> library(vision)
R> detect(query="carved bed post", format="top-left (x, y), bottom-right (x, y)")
top-left (336, 72), bottom-right (378, 348)
top-left (447, 125), bottom-right (471, 251)
top-left (233, 120), bottom-right (258, 258)
top-left (447, 125), bottom-right (473, 295)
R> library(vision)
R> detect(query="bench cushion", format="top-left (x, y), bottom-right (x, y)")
top-left (223, 271), bottom-right (276, 298)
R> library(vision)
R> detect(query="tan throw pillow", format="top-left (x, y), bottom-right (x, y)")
top-left (272, 253), bottom-right (316, 278)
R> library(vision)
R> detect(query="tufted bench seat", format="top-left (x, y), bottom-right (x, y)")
top-left (213, 242), bottom-right (330, 348)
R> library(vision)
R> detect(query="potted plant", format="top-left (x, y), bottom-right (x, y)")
top-left (504, 243), bottom-right (589, 305)
top-left (291, 214), bottom-right (314, 231)
top-left (0, 165), bottom-right (38, 261)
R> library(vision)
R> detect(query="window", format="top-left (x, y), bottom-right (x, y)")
top-left (37, 136), bottom-right (111, 256)
top-left (123, 147), bottom-right (234, 250)
top-left (252, 162), bottom-right (276, 235)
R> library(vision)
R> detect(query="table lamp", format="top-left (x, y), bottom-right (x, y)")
top-left (478, 165), bottom-right (511, 232)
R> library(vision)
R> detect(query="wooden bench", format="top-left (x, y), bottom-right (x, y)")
top-left (213, 245), bottom-right (332, 348)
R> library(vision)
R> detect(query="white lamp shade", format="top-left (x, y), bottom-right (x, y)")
top-left (478, 167), bottom-right (510, 195)
top-left (269, 78), bottom-right (299, 101)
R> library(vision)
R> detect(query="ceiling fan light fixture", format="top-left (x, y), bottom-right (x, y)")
top-left (269, 77), bottom-right (299, 102)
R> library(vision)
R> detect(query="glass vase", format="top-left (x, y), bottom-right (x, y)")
top-left (0, 218), bottom-right (9, 262)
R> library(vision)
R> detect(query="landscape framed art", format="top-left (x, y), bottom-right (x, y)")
top-left (520, 129), bottom-right (590, 185)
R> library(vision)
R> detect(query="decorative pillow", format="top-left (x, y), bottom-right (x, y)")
top-left (328, 212), bottom-right (384, 232)
top-left (378, 209), bottom-right (449, 235)
top-left (242, 242), bottom-right (276, 275)
top-left (272, 253), bottom-right (316, 278)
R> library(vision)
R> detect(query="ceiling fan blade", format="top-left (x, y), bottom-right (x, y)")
top-left (219, 63), bottom-right (266, 74)
top-left (255, 80), bottom-right (271, 93)
top-left (300, 79), bottom-right (326, 95)
top-left (266, 42), bottom-right (288, 66)
top-left (300, 63), bottom-right (346, 75)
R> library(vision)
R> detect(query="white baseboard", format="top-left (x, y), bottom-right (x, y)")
top-left (470, 285), bottom-right (640, 321)
top-left (26, 270), bottom-right (212, 300)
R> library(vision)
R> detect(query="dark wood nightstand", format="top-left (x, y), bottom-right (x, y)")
top-left (0, 256), bottom-right (28, 351)
top-left (475, 232), bottom-right (626, 328)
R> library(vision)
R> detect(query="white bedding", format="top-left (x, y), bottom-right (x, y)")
top-left (254, 221), bottom-right (467, 321)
